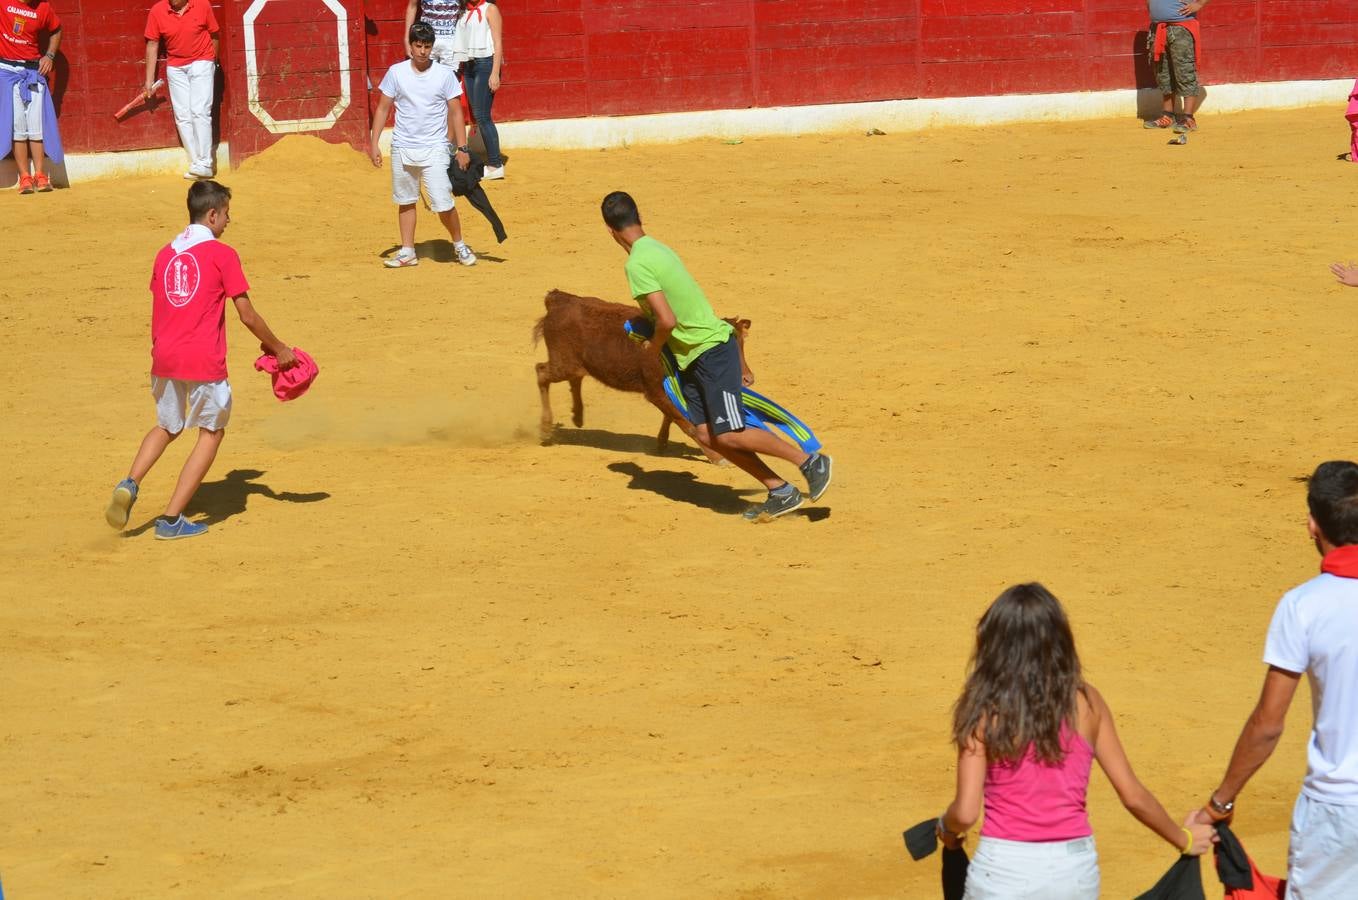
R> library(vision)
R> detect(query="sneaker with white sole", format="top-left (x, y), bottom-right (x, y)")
top-left (105, 478), bottom-right (139, 529)
top-left (384, 249), bottom-right (419, 268)
top-left (741, 485), bottom-right (804, 522)
top-left (454, 243), bottom-right (477, 266)
top-left (481, 165), bottom-right (504, 181)
top-left (154, 514), bottom-right (208, 540)
top-left (800, 452), bottom-right (833, 501)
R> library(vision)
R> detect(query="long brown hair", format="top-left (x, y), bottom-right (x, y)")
top-left (952, 583), bottom-right (1084, 764)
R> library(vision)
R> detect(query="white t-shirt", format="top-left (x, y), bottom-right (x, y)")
top-left (1264, 571), bottom-right (1358, 804)
top-left (378, 60), bottom-right (462, 150)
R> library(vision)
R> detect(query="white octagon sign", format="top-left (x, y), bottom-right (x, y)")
top-left (242, 0), bottom-right (352, 134)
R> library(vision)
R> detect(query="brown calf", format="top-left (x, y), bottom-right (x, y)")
top-left (532, 289), bottom-right (751, 456)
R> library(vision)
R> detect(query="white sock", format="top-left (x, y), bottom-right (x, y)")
top-left (453, 240), bottom-right (467, 250)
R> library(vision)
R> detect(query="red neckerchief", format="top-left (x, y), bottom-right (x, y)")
top-left (464, 0), bottom-right (484, 23)
top-left (1321, 545), bottom-right (1358, 578)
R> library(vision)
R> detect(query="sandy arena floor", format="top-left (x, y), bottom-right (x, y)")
top-left (2, 104), bottom-right (1355, 897)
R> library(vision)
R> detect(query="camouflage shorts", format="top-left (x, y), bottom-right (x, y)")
top-left (1148, 25), bottom-right (1200, 97)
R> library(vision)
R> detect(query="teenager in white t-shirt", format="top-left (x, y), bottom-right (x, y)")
top-left (1193, 459), bottom-right (1358, 896)
top-left (368, 22), bottom-right (475, 269)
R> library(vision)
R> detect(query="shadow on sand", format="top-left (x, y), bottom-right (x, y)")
top-left (123, 468), bottom-right (330, 537)
top-left (547, 426), bottom-right (704, 459)
top-left (607, 461), bottom-right (831, 522)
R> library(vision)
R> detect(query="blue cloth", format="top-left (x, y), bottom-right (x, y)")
top-left (0, 65), bottom-right (63, 164)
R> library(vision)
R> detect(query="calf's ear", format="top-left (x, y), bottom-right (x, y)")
top-left (738, 318), bottom-right (752, 332)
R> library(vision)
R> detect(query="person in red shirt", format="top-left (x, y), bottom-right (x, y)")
top-left (143, 0), bottom-right (218, 179)
top-left (105, 181), bottom-right (297, 541)
top-left (1, 0), bottom-right (62, 192)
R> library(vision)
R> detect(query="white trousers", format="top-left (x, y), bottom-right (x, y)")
top-left (1289, 792), bottom-right (1358, 898)
top-left (963, 836), bottom-right (1100, 900)
top-left (167, 59), bottom-right (215, 172)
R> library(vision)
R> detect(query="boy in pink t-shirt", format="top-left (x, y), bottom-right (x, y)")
top-left (105, 180), bottom-right (296, 540)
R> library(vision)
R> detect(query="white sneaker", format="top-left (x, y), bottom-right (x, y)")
top-left (481, 165), bottom-right (504, 181)
top-left (384, 248), bottom-right (419, 268)
top-left (454, 243), bottom-right (477, 266)
top-left (184, 166), bottom-right (213, 180)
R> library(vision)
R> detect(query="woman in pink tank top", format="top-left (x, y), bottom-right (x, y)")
top-left (936, 583), bottom-right (1214, 899)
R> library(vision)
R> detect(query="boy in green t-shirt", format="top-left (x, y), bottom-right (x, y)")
top-left (601, 191), bottom-right (832, 522)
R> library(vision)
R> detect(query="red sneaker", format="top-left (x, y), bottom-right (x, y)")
top-left (33, 173), bottom-right (52, 192)
top-left (17, 174), bottom-right (34, 194)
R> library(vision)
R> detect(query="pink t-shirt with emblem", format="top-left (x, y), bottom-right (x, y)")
top-left (150, 228), bottom-right (248, 381)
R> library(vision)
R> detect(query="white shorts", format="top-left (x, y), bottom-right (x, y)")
top-left (390, 146), bottom-right (455, 212)
top-left (1289, 792), bottom-right (1358, 897)
top-left (963, 836), bottom-right (1099, 900)
top-left (152, 376), bottom-right (232, 433)
top-left (3, 66), bottom-right (42, 141)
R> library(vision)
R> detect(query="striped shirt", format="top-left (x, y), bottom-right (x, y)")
top-left (418, 0), bottom-right (460, 38)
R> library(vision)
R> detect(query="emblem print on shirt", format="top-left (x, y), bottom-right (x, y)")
top-left (165, 253), bottom-right (201, 307)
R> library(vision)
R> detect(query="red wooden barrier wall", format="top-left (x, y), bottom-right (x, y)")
top-left (45, 0), bottom-right (230, 152)
top-left (33, 0), bottom-right (1358, 156)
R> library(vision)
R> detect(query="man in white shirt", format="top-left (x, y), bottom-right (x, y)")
top-left (368, 22), bottom-right (475, 269)
top-left (1195, 459), bottom-right (1358, 896)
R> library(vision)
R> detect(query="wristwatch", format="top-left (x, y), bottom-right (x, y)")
top-left (455, 145), bottom-right (470, 154)
top-left (1208, 795), bottom-right (1235, 818)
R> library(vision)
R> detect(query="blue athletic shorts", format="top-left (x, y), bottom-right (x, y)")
top-left (678, 336), bottom-right (746, 437)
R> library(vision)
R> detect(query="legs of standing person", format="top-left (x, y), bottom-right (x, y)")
top-left (166, 63), bottom-right (194, 172)
top-left (427, 160), bottom-right (466, 244)
top-left (10, 78), bottom-right (46, 185)
top-left (168, 60), bottom-right (215, 175)
top-left (437, 208), bottom-right (464, 244)
top-left (187, 58), bottom-right (216, 174)
top-left (1146, 30), bottom-right (1175, 126)
top-left (397, 203), bottom-right (418, 249)
top-left (386, 148), bottom-right (422, 265)
top-left (465, 56), bottom-right (501, 168)
top-left (424, 148), bottom-right (476, 264)
top-left (1168, 26), bottom-right (1201, 126)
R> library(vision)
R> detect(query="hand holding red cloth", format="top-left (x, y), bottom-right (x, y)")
top-left (254, 347), bottom-right (319, 401)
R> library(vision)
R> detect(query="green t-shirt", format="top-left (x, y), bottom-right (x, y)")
top-left (625, 235), bottom-right (733, 370)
